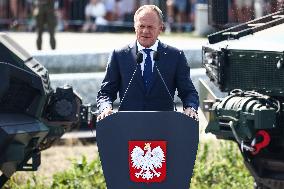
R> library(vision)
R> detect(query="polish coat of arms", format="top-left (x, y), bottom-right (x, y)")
top-left (128, 141), bottom-right (167, 183)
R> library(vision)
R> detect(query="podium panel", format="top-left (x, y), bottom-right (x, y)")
top-left (96, 111), bottom-right (199, 189)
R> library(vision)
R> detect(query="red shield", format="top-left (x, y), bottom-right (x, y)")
top-left (128, 140), bottom-right (167, 183)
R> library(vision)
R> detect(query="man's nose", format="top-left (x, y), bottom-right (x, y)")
top-left (142, 27), bottom-right (150, 33)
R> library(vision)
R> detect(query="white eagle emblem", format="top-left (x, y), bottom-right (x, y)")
top-left (130, 142), bottom-right (165, 180)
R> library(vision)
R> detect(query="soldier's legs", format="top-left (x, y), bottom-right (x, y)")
top-left (36, 14), bottom-right (44, 50)
top-left (49, 29), bottom-right (56, 50)
top-left (47, 15), bottom-right (56, 50)
top-left (36, 25), bottom-right (44, 50)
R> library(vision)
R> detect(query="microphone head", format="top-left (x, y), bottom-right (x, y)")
top-left (153, 51), bottom-right (160, 61)
top-left (136, 52), bottom-right (143, 64)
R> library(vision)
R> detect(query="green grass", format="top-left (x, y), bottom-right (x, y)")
top-left (4, 140), bottom-right (253, 189)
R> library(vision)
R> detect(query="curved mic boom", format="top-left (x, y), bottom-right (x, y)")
top-left (153, 51), bottom-right (177, 111)
top-left (118, 52), bottom-right (143, 110)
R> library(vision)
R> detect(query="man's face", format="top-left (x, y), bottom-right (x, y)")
top-left (134, 10), bottom-right (163, 48)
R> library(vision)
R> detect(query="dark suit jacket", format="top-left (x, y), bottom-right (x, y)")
top-left (97, 41), bottom-right (199, 111)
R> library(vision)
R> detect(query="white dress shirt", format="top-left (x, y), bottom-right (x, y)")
top-left (137, 40), bottom-right (159, 76)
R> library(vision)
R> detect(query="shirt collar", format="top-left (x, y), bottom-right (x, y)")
top-left (137, 40), bottom-right (159, 52)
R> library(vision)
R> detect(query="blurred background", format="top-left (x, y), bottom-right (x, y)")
top-left (0, 0), bottom-right (283, 33)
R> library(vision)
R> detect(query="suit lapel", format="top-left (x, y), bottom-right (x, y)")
top-left (146, 41), bottom-right (167, 94)
top-left (129, 42), bottom-right (145, 92)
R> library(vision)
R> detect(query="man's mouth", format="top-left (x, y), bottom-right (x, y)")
top-left (142, 36), bottom-right (151, 39)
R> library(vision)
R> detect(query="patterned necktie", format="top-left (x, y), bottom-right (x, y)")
top-left (143, 49), bottom-right (153, 90)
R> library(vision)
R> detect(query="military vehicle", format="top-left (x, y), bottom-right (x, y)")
top-left (201, 3), bottom-right (284, 189)
top-left (0, 33), bottom-right (96, 187)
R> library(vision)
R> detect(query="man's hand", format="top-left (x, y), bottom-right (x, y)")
top-left (183, 107), bottom-right (199, 121)
top-left (97, 107), bottom-right (113, 121)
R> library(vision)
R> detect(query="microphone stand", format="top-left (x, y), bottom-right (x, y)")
top-left (118, 52), bottom-right (143, 111)
top-left (153, 51), bottom-right (177, 111)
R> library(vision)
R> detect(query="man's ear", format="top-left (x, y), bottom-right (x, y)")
top-left (160, 23), bottom-right (165, 32)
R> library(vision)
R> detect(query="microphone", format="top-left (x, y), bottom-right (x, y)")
top-left (153, 51), bottom-right (177, 111)
top-left (136, 51), bottom-right (143, 64)
top-left (153, 51), bottom-right (159, 61)
top-left (118, 52), bottom-right (143, 111)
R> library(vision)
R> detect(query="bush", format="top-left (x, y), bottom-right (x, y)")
top-left (4, 156), bottom-right (106, 189)
top-left (51, 156), bottom-right (106, 189)
top-left (5, 140), bottom-right (253, 189)
top-left (3, 173), bottom-right (46, 189)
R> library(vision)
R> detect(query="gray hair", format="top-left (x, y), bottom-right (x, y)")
top-left (134, 5), bottom-right (164, 24)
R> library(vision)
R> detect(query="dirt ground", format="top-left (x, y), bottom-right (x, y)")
top-left (38, 143), bottom-right (98, 176)
top-left (2, 143), bottom-right (98, 185)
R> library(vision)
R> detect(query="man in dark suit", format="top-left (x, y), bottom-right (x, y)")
top-left (97, 4), bottom-right (199, 121)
